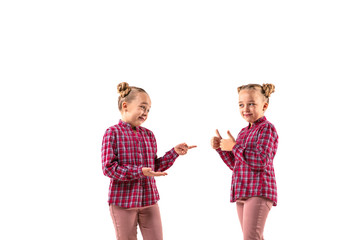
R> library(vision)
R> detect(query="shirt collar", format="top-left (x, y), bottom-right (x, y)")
top-left (249, 116), bottom-right (267, 128)
top-left (119, 119), bottom-right (139, 131)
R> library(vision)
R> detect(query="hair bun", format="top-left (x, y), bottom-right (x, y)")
top-left (262, 83), bottom-right (275, 98)
top-left (117, 82), bottom-right (132, 98)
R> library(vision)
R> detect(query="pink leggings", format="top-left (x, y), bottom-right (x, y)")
top-left (109, 203), bottom-right (163, 240)
top-left (236, 197), bottom-right (273, 240)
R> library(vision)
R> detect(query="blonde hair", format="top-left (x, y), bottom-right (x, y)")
top-left (117, 82), bottom-right (147, 111)
top-left (237, 83), bottom-right (275, 103)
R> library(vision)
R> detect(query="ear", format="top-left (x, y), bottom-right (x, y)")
top-left (263, 102), bottom-right (269, 112)
top-left (122, 102), bottom-right (128, 112)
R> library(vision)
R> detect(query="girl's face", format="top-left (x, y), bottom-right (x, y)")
top-left (121, 92), bottom-right (151, 128)
top-left (238, 89), bottom-right (268, 126)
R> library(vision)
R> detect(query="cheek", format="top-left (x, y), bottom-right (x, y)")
top-left (131, 111), bottom-right (141, 118)
top-left (256, 107), bottom-right (264, 114)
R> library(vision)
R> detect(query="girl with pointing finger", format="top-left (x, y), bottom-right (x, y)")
top-left (211, 83), bottom-right (278, 240)
top-left (102, 82), bottom-right (196, 240)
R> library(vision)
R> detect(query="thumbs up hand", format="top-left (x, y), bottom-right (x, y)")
top-left (211, 129), bottom-right (223, 149)
top-left (219, 130), bottom-right (237, 151)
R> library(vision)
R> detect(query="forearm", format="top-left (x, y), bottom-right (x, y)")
top-left (232, 144), bottom-right (268, 170)
top-left (102, 161), bottom-right (144, 181)
top-left (216, 148), bottom-right (235, 170)
top-left (154, 148), bottom-right (179, 172)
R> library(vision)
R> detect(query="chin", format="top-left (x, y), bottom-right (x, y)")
top-left (243, 116), bottom-right (253, 121)
top-left (137, 120), bottom-right (146, 126)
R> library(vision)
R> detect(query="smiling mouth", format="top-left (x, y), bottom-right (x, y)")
top-left (139, 117), bottom-right (146, 121)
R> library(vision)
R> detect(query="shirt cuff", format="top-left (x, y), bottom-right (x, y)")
top-left (169, 147), bottom-right (179, 158)
top-left (132, 166), bottom-right (145, 179)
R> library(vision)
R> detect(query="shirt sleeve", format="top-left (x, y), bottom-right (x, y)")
top-left (154, 148), bottom-right (179, 172)
top-left (216, 148), bottom-right (235, 171)
top-left (232, 124), bottom-right (278, 171)
top-left (101, 128), bottom-right (144, 181)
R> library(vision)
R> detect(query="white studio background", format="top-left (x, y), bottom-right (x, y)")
top-left (1, 0), bottom-right (359, 239)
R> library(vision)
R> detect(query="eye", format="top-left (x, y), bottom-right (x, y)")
top-left (239, 104), bottom-right (244, 108)
top-left (140, 106), bottom-right (146, 110)
top-left (249, 103), bottom-right (255, 106)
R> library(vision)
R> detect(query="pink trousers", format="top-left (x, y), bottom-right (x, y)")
top-left (236, 197), bottom-right (273, 240)
top-left (109, 203), bottom-right (163, 240)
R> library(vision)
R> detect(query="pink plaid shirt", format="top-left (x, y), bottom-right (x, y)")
top-left (217, 116), bottom-right (278, 206)
top-left (102, 120), bottom-right (179, 208)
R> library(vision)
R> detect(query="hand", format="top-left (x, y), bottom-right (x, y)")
top-left (220, 130), bottom-right (236, 151)
top-left (211, 129), bottom-right (222, 149)
top-left (174, 143), bottom-right (197, 155)
top-left (142, 167), bottom-right (168, 177)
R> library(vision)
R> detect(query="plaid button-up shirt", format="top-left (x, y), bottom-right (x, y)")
top-left (217, 116), bottom-right (278, 206)
top-left (102, 120), bottom-right (179, 208)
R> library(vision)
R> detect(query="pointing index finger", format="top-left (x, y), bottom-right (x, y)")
top-left (188, 145), bottom-right (197, 149)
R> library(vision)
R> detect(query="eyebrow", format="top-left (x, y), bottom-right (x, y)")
top-left (239, 101), bottom-right (255, 103)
